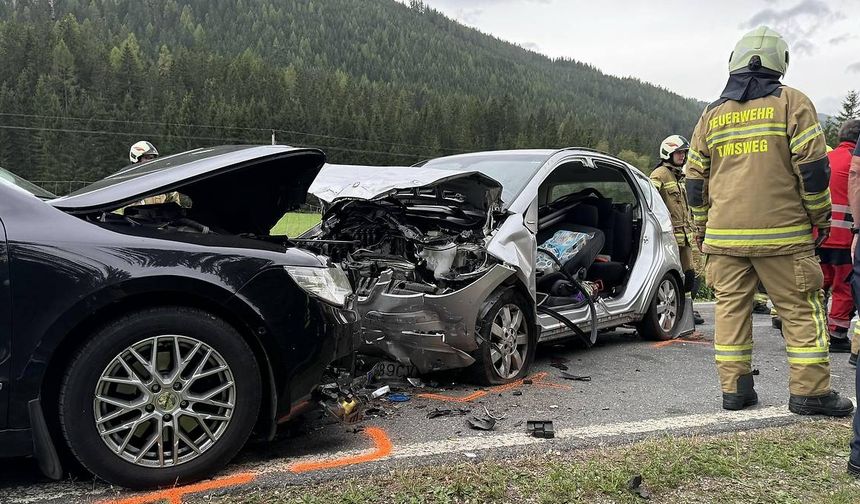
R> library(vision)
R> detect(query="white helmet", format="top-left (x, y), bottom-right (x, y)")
top-left (659, 135), bottom-right (690, 161)
top-left (129, 141), bottom-right (159, 163)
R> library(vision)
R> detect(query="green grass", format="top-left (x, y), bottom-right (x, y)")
top-left (206, 421), bottom-right (859, 504)
top-left (270, 212), bottom-right (322, 237)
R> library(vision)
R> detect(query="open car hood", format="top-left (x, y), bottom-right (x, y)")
top-left (49, 145), bottom-right (326, 235)
top-left (309, 164), bottom-right (503, 211)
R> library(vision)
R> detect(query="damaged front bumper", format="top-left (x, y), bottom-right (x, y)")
top-left (357, 264), bottom-right (516, 373)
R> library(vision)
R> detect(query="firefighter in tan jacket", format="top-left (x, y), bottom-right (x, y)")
top-left (686, 26), bottom-right (853, 416)
top-left (650, 135), bottom-right (705, 325)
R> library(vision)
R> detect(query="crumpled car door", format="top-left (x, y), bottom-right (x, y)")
top-left (0, 218), bottom-right (9, 428)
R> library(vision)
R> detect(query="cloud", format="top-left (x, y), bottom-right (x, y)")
top-left (742, 0), bottom-right (837, 56)
top-left (829, 33), bottom-right (854, 45)
top-left (848, 62), bottom-right (860, 74)
top-left (519, 42), bottom-right (541, 52)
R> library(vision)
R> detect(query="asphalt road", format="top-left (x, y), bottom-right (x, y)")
top-left (2, 303), bottom-right (856, 504)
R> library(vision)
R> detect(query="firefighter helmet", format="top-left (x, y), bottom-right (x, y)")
top-left (729, 26), bottom-right (789, 76)
top-left (129, 141), bottom-right (159, 164)
top-left (659, 134), bottom-right (690, 162)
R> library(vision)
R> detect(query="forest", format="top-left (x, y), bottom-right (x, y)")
top-left (0, 0), bottom-right (705, 191)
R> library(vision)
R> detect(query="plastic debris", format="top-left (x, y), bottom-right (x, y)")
top-left (427, 408), bottom-right (469, 419)
top-left (465, 452), bottom-right (477, 459)
top-left (560, 372), bottom-right (592, 381)
top-left (512, 390), bottom-right (523, 396)
top-left (467, 415), bottom-right (496, 431)
top-left (370, 385), bottom-right (390, 399)
top-left (526, 420), bottom-right (554, 438)
top-left (388, 393), bottom-right (411, 402)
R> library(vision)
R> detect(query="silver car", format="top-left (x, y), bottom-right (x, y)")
top-left (307, 148), bottom-right (694, 384)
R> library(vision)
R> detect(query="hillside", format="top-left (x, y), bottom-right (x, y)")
top-left (0, 0), bottom-right (702, 186)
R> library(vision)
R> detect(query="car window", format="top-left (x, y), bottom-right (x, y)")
top-left (631, 169), bottom-right (654, 209)
top-left (0, 167), bottom-right (57, 199)
top-left (544, 160), bottom-right (638, 207)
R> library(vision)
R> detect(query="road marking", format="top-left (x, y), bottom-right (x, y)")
top-left (99, 473), bottom-right (256, 504)
top-left (651, 339), bottom-right (712, 349)
top-left (417, 371), bottom-right (571, 403)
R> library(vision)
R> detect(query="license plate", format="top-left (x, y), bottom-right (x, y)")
top-left (377, 360), bottom-right (417, 379)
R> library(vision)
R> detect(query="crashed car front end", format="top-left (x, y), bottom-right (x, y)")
top-left (307, 165), bottom-right (522, 373)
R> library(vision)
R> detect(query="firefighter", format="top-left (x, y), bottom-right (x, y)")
top-left (846, 126), bottom-right (860, 477)
top-left (685, 26), bottom-right (853, 416)
top-left (127, 141), bottom-right (181, 206)
top-left (650, 135), bottom-right (705, 325)
top-left (820, 120), bottom-right (860, 356)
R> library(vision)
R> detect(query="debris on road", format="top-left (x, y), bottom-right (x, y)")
top-left (370, 385), bottom-right (390, 399)
top-left (627, 474), bottom-right (652, 500)
top-left (427, 407), bottom-right (470, 419)
top-left (512, 390), bottom-right (523, 396)
top-left (467, 415), bottom-right (496, 431)
top-left (752, 368), bottom-right (760, 375)
top-left (560, 372), bottom-right (592, 381)
top-left (527, 420), bottom-right (555, 439)
top-left (523, 378), bottom-right (534, 385)
top-left (407, 377), bottom-right (425, 388)
top-left (388, 393), bottom-right (411, 402)
top-left (550, 357), bottom-right (570, 371)
top-left (465, 452), bottom-right (477, 459)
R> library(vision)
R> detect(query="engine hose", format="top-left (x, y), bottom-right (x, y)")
top-left (536, 247), bottom-right (598, 347)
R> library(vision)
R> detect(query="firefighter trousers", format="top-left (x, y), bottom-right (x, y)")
top-left (821, 262), bottom-right (854, 333)
top-left (706, 252), bottom-right (831, 396)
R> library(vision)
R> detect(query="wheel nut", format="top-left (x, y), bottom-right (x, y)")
top-left (180, 401), bottom-right (189, 408)
top-left (145, 404), bottom-right (155, 413)
top-left (151, 384), bottom-right (161, 393)
top-left (173, 383), bottom-right (182, 391)
top-left (163, 414), bottom-right (172, 422)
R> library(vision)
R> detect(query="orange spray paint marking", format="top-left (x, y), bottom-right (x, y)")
top-left (417, 371), bottom-right (570, 402)
top-left (100, 472), bottom-right (256, 504)
top-left (288, 426), bottom-right (393, 473)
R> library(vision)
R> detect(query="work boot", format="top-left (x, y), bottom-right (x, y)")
top-left (848, 459), bottom-right (860, 478)
top-left (788, 390), bottom-right (854, 417)
top-left (693, 310), bottom-right (704, 325)
top-left (722, 373), bottom-right (758, 411)
top-left (830, 336), bottom-right (852, 353)
top-left (752, 302), bottom-right (770, 315)
top-left (849, 352), bottom-right (857, 366)
top-left (772, 315), bottom-right (782, 330)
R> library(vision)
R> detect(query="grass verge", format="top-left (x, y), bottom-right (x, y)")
top-left (206, 421), bottom-right (858, 504)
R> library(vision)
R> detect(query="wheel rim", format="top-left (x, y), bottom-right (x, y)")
top-left (656, 279), bottom-right (679, 333)
top-left (490, 304), bottom-right (529, 379)
top-left (93, 335), bottom-right (236, 468)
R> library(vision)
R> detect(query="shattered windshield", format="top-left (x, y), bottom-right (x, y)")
top-left (422, 153), bottom-right (549, 208)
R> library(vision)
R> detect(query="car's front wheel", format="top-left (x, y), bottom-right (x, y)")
top-left (637, 273), bottom-right (682, 341)
top-left (472, 289), bottom-right (537, 385)
top-left (59, 307), bottom-right (261, 489)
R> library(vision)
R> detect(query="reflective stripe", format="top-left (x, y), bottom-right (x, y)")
top-left (833, 204), bottom-right (852, 214)
top-left (715, 343), bottom-right (753, 362)
top-left (786, 346), bottom-right (829, 365)
top-left (790, 123), bottom-right (824, 153)
top-left (809, 291), bottom-right (827, 349)
top-left (651, 179), bottom-right (662, 190)
top-left (706, 122), bottom-right (788, 148)
top-left (688, 150), bottom-right (709, 170)
top-left (833, 220), bottom-right (854, 229)
top-left (690, 205), bottom-right (709, 223)
top-left (802, 189), bottom-right (831, 211)
top-left (705, 224), bottom-right (813, 246)
top-left (663, 181), bottom-right (679, 191)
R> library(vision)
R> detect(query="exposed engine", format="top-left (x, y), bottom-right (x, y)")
top-left (311, 198), bottom-right (495, 296)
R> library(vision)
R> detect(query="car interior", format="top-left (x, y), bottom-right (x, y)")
top-left (535, 159), bottom-right (643, 307)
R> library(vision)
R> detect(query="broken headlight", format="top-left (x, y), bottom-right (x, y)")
top-left (285, 265), bottom-right (353, 307)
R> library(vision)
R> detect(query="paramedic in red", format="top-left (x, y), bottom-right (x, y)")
top-left (820, 119), bottom-right (860, 353)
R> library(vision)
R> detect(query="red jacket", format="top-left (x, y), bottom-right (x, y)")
top-left (822, 141), bottom-right (858, 249)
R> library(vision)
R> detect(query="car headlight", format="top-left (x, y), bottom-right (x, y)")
top-left (284, 265), bottom-right (352, 307)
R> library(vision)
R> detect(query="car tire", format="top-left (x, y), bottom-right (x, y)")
top-left (59, 307), bottom-right (261, 489)
top-left (638, 273), bottom-right (682, 341)
top-left (471, 289), bottom-right (537, 385)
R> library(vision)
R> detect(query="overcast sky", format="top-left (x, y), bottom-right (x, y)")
top-left (410, 0), bottom-right (858, 115)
